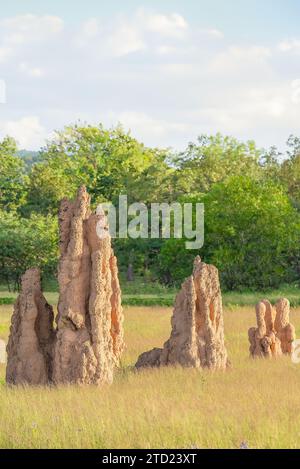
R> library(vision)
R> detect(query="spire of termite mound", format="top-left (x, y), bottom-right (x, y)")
top-left (53, 186), bottom-right (124, 385)
top-left (135, 256), bottom-right (229, 370)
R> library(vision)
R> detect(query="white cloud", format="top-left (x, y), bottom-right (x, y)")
top-left (182, 81), bottom-right (300, 143)
top-left (210, 45), bottom-right (272, 74)
top-left (1, 14), bottom-right (64, 43)
top-left (81, 18), bottom-right (100, 38)
top-left (19, 62), bottom-right (44, 78)
top-left (199, 28), bottom-right (224, 39)
top-left (0, 14), bottom-right (64, 64)
top-left (77, 8), bottom-right (189, 58)
top-left (109, 110), bottom-right (189, 142)
top-left (278, 39), bottom-right (300, 53)
top-left (0, 80), bottom-right (6, 104)
top-left (156, 45), bottom-right (176, 55)
top-left (0, 116), bottom-right (47, 149)
top-left (137, 9), bottom-right (188, 38)
top-left (107, 24), bottom-right (146, 57)
top-left (0, 45), bottom-right (11, 62)
top-left (291, 79), bottom-right (300, 104)
top-left (0, 9), bottom-right (299, 152)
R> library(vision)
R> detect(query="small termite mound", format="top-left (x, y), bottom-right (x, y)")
top-left (6, 268), bottom-right (55, 385)
top-left (248, 298), bottom-right (295, 358)
top-left (135, 256), bottom-right (229, 371)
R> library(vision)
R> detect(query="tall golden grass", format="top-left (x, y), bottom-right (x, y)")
top-left (0, 304), bottom-right (300, 449)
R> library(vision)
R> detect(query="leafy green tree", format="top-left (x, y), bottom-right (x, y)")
top-left (0, 211), bottom-right (58, 291)
top-left (158, 176), bottom-right (300, 289)
top-left (171, 133), bottom-right (263, 196)
top-left (279, 135), bottom-right (300, 208)
top-left (114, 237), bottom-right (163, 280)
top-left (0, 137), bottom-right (27, 211)
top-left (157, 238), bottom-right (195, 285)
top-left (203, 176), bottom-right (300, 289)
top-left (25, 124), bottom-right (172, 214)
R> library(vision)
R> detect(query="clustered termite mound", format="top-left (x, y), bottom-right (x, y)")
top-left (6, 186), bottom-right (124, 385)
top-left (248, 298), bottom-right (295, 358)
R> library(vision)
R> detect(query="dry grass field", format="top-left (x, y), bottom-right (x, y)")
top-left (0, 302), bottom-right (300, 449)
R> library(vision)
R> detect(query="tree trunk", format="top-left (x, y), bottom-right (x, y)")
top-left (126, 264), bottom-right (134, 282)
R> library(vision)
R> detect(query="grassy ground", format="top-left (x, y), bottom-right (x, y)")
top-left (1, 281), bottom-right (300, 307)
top-left (1, 301), bottom-right (300, 448)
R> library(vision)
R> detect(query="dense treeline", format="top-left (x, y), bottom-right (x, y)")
top-left (1, 124), bottom-right (300, 291)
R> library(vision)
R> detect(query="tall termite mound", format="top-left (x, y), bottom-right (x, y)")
top-left (136, 256), bottom-right (229, 370)
top-left (6, 186), bottom-right (124, 386)
top-left (248, 298), bottom-right (295, 358)
top-left (6, 268), bottom-right (55, 385)
top-left (52, 186), bottom-right (124, 385)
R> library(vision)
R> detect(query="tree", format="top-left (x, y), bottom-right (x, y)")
top-left (158, 176), bottom-right (300, 289)
top-left (25, 123), bottom-right (172, 214)
top-left (0, 137), bottom-right (27, 211)
top-left (279, 135), bottom-right (300, 208)
top-left (171, 133), bottom-right (263, 196)
top-left (158, 238), bottom-right (195, 285)
top-left (202, 176), bottom-right (300, 289)
top-left (0, 210), bottom-right (58, 291)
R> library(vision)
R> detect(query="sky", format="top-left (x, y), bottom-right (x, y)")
top-left (0, 0), bottom-right (300, 151)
